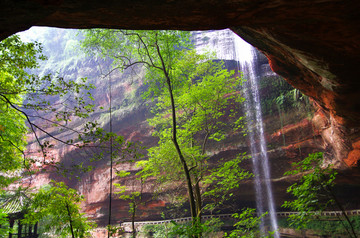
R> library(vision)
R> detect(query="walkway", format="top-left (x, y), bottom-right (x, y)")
top-left (118, 209), bottom-right (360, 232)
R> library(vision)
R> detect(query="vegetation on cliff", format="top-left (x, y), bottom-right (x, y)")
top-left (0, 35), bottom-right (47, 187)
top-left (282, 152), bottom-right (358, 238)
top-left (80, 29), bottom-right (254, 237)
top-left (24, 181), bottom-right (96, 237)
top-left (0, 33), bottom-right (101, 237)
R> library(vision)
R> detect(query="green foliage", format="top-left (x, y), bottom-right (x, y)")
top-left (0, 35), bottom-right (41, 185)
top-left (147, 49), bottom-right (244, 138)
top-left (139, 48), bottom-right (245, 206)
top-left (0, 34), bottom-right (102, 180)
top-left (0, 93), bottom-right (26, 186)
top-left (1, 35), bottom-right (95, 120)
top-left (84, 131), bottom-right (144, 162)
top-left (142, 222), bottom-right (177, 238)
top-left (114, 158), bottom-right (145, 237)
top-left (203, 154), bottom-right (253, 211)
top-left (306, 215), bottom-right (360, 237)
top-left (169, 220), bottom-right (204, 238)
top-left (23, 181), bottom-right (96, 238)
top-left (225, 208), bottom-right (271, 238)
top-left (141, 218), bottom-right (222, 238)
top-left (282, 152), bottom-right (337, 229)
top-left (114, 169), bottom-right (143, 208)
top-left (142, 210), bottom-right (268, 238)
top-left (170, 218), bottom-right (223, 238)
top-left (259, 76), bottom-right (311, 116)
top-left (278, 216), bottom-right (360, 237)
top-left (0, 209), bottom-right (11, 237)
top-left (81, 29), bottom-right (247, 236)
top-left (106, 224), bottom-right (125, 238)
top-left (81, 29), bottom-right (192, 73)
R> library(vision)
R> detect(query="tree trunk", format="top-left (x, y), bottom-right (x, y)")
top-left (327, 187), bottom-right (358, 238)
top-left (28, 224), bottom-right (32, 236)
top-left (9, 219), bottom-right (14, 238)
top-left (66, 203), bottom-right (75, 238)
top-left (194, 181), bottom-right (202, 220)
top-left (155, 41), bottom-right (197, 221)
top-left (34, 223), bottom-right (38, 238)
top-left (131, 202), bottom-right (136, 238)
top-left (17, 220), bottom-right (22, 238)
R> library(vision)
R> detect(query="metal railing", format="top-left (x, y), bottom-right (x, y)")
top-left (118, 209), bottom-right (360, 231)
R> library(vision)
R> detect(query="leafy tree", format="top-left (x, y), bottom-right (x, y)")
top-left (0, 34), bottom-right (142, 238)
top-left (225, 208), bottom-right (271, 238)
top-left (23, 181), bottom-right (96, 238)
top-left (0, 34), bottom-right (101, 179)
top-left (139, 49), bottom-right (245, 221)
top-left (282, 152), bottom-right (357, 238)
top-left (114, 170), bottom-right (144, 238)
top-left (141, 222), bottom-right (178, 238)
top-left (168, 218), bottom-right (223, 238)
top-left (141, 218), bottom-right (222, 238)
top-left (0, 35), bottom-right (43, 186)
top-left (203, 153), bottom-right (253, 212)
top-left (80, 28), bottom-right (200, 223)
top-left (102, 136), bottom-right (145, 236)
top-left (0, 209), bottom-right (11, 237)
top-left (81, 30), bottom-right (246, 236)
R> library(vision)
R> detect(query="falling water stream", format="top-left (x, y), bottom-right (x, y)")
top-left (195, 29), bottom-right (280, 237)
top-left (232, 33), bottom-right (280, 238)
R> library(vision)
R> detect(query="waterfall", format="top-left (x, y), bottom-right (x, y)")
top-left (195, 29), bottom-right (279, 237)
top-left (233, 34), bottom-right (280, 238)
